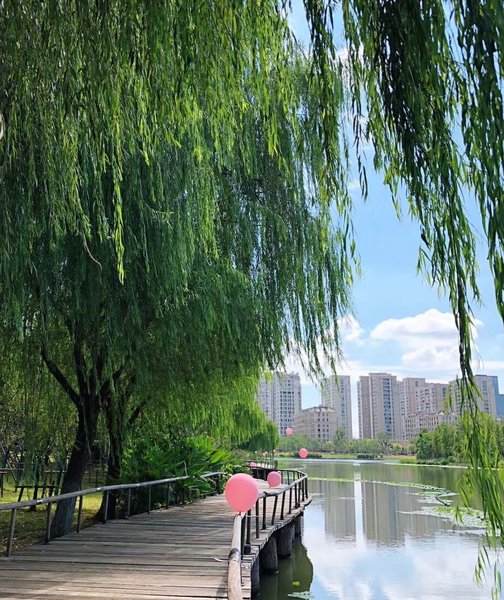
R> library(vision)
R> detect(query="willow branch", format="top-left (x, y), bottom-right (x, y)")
top-left (41, 347), bottom-right (79, 407)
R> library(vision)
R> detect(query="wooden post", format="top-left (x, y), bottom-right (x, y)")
top-left (76, 495), bottom-right (84, 532)
top-left (228, 514), bottom-right (243, 600)
top-left (250, 558), bottom-right (260, 596)
top-left (260, 536), bottom-right (278, 573)
top-left (276, 522), bottom-right (295, 558)
top-left (44, 502), bottom-right (52, 544)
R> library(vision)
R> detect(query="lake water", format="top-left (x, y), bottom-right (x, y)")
top-left (259, 459), bottom-right (501, 600)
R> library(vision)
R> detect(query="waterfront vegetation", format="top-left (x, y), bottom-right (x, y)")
top-left (277, 417), bottom-right (504, 467)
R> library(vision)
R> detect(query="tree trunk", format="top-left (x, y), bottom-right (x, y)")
top-left (97, 387), bottom-right (130, 521)
top-left (97, 422), bottom-right (125, 520)
top-left (51, 398), bottom-right (99, 538)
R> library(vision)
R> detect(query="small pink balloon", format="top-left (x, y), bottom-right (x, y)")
top-left (299, 448), bottom-right (308, 459)
top-left (285, 427), bottom-right (293, 436)
top-left (267, 471), bottom-right (282, 488)
top-left (249, 461), bottom-right (257, 468)
top-left (224, 473), bottom-right (259, 513)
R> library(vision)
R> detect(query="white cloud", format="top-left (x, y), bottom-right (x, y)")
top-left (400, 345), bottom-right (461, 373)
top-left (370, 308), bottom-right (468, 347)
top-left (338, 315), bottom-right (365, 344)
top-left (366, 309), bottom-right (483, 377)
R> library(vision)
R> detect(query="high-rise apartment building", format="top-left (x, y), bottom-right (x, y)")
top-left (320, 374), bottom-right (353, 437)
top-left (416, 383), bottom-right (448, 415)
top-left (399, 378), bottom-right (425, 417)
top-left (357, 376), bottom-right (372, 439)
top-left (357, 372), bottom-right (501, 441)
top-left (358, 373), bottom-right (402, 440)
top-left (256, 372), bottom-right (302, 436)
top-left (295, 405), bottom-right (338, 442)
top-left (404, 411), bottom-right (457, 440)
top-left (448, 374), bottom-right (497, 418)
top-left (399, 378), bottom-right (426, 439)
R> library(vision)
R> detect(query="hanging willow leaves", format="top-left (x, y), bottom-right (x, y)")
top-left (0, 1), bottom-right (354, 536)
top-left (340, 0), bottom-right (504, 595)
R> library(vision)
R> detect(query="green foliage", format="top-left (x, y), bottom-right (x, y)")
top-left (0, 338), bottom-right (79, 474)
top-left (242, 420), bottom-right (279, 453)
top-left (277, 433), bottom-right (315, 452)
top-left (121, 432), bottom-right (235, 513)
top-left (0, 3), bottom-right (354, 527)
top-left (123, 433), bottom-right (234, 483)
top-left (332, 427), bottom-right (348, 452)
top-left (414, 417), bottom-right (504, 467)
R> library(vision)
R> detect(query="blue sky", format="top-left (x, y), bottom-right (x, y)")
top-left (286, 3), bottom-right (504, 433)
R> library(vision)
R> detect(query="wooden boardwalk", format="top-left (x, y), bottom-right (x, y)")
top-left (0, 483), bottom-right (309, 600)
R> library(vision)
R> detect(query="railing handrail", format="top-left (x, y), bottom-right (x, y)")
top-left (227, 467), bottom-right (309, 600)
top-left (0, 471), bottom-right (224, 512)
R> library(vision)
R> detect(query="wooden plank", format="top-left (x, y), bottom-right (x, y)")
top-left (0, 482), bottom-right (310, 599)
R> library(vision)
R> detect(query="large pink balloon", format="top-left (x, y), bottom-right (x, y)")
top-left (267, 471), bottom-right (282, 488)
top-left (224, 473), bottom-right (259, 513)
top-left (298, 448), bottom-right (308, 459)
top-left (285, 427), bottom-right (293, 436)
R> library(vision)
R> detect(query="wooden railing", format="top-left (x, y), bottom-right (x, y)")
top-left (0, 471), bottom-right (223, 557)
top-left (227, 468), bottom-right (308, 600)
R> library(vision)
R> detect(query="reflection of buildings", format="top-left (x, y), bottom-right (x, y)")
top-left (309, 479), bottom-right (356, 540)
top-left (320, 374), bottom-right (353, 437)
top-left (256, 372), bottom-right (301, 435)
top-left (311, 472), bottom-right (459, 548)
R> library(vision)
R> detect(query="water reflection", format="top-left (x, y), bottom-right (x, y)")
top-left (259, 537), bottom-right (313, 600)
top-left (260, 460), bottom-right (498, 600)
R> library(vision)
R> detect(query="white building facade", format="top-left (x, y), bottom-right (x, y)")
top-left (357, 372), bottom-right (500, 441)
top-left (320, 374), bottom-right (353, 437)
top-left (256, 372), bottom-right (302, 436)
top-left (294, 406), bottom-right (338, 442)
top-left (357, 373), bottom-right (402, 440)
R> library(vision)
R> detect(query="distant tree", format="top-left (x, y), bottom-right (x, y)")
top-left (376, 432), bottom-right (392, 455)
top-left (391, 443), bottom-right (404, 456)
top-left (333, 427), bottom-right (348, 452)
top-left (415, 430), bottom-right (435, 461)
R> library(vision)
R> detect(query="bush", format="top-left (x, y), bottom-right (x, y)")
top-left (121, 433), bottom-right (236, 513)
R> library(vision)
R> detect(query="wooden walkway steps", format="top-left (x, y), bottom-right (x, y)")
top-left (0, 481), bottom-right (310, 600)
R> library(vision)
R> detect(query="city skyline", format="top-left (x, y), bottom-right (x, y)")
top-left (264, 369), bottom-right (503, 439)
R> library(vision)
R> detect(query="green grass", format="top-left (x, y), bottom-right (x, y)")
top-left (0, 482), bottom-right (103, 556)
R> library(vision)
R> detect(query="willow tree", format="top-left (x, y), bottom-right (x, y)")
top-left (0, 2), bottom-right (353, 536)
top-left (0, 1), bottom-right (504, 585)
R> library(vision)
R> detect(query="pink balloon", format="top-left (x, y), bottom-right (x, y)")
top-left (249, 461), bottom-right (257, 468)
top-left (285, 427), bottom-right (293, 436)
top-left (267, 471), bottom-right (282, 488)
top-left (224, 473), bottom-right (259, 513)
top-left (298, 448), bottom-right (308, 459)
